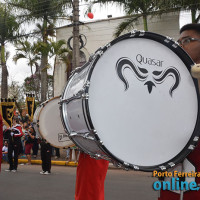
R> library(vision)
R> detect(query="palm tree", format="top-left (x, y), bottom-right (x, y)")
top-left (181, 0), bottom-right (200, 23)
top-left (13, 40), bottom-right (40, 77)
top-left (0, 3), bottom-right (20, 98)
top-left (89, 0), bottom-right (159, 37)
top-left (13, 39), bottom-right (41, 100)
top-left (7, 0), bottom-right (72, 101)
top-left (50, 39), bottom-right (72, 80)
top-left (156, 0), bottom-right (200, 23)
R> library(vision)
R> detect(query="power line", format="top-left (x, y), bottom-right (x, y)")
top-left (0, 1), bottom-right (200, 25)
top-left (0, 2), bottom-right (198, 41)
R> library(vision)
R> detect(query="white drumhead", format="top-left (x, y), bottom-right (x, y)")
top-left (33, 106), bottom-right (42, 138)
top-left (88, 38), bottom-right (198, 167)
top-left (39, 97), bottom-right (73, 148)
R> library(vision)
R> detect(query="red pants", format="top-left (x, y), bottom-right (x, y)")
top-left (75, 152), bottom-right (109, 200)
top-left (159, 189), bottom-right (200, 200)
top-left (0, 115), bottom-right (3, 172)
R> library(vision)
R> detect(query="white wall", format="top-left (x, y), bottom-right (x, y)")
top-left (54, 12), bottom-right (180, 96)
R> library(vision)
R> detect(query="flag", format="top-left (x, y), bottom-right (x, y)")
top-left (25, 94), bottom-right (36, 122)
top-left (0, 99), bottom-right (16, 128)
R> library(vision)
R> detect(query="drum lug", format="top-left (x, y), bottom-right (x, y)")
top-left (133, 165), bottom-right (139, 170)
top-left (193, 136), bottom-right (199, 142)
top-left (99, 140), bottom-right (103, 145)
top-left (139, 30), bottom-right (145, 36)
top-left (106, 43), bottom-right (111, 49)
top-left (69, 67), bottom-right (81, 78)
top-left (69, 131), bottom-right (95, 141)
top-left (172, 43), bottom-right (178, 48)
top-left (83, 133), bottom-right (95, 140)
top-left (164, 36), bottom-right (173, 43)
top-left (89, 54), bottom-right (94, 62)
top-left (95, 50), bottom-right (104, 57)
top-left (95, 154), bottom-right (102, 159)
top-left (123, 162), bottom-right (130, 171)
top-left (113, 162), bottom-right (122, 168)
top-left (90, 154), bottom-right (100, 160)
top-left (89, 155), bottom-right (96, 159)
top-left (82, 93), bottom-right (89, 99)
top-left (168, 162), bottom-right (175, 168)
top-left (84, 81), bottom-right (90, 88)
top-left (188, 145), bottom-right (195, 150)
top-left (130, 29), bottom-right (138, 37)
top-left (91, 129), bottom-right (97, 134)
top-left (60, 88), bottom-right (89, 104)
top-left (159, 166), bottom-right (167, 171)
top-left (69, 131), bottom-right (77, 137)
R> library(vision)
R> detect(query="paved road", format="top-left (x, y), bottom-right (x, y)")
top-left (0, 163), bottom-right (157, 200)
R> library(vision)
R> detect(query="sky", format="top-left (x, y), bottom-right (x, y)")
top-left (1, 1), bottom-right (191, 86)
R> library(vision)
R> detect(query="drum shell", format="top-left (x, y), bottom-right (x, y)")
top-left (61, 63), bottom-right (110, 159)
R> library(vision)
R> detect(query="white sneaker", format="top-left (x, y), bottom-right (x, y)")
top-left (12, 170), bottom-right (17, 172)
top-left (5, 169), bottom-right (11, 172)
top-left (43, 171), bottom-right (51, 175)
top-left (40, 171), bottom-right (45, 174)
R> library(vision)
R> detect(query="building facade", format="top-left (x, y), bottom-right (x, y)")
top-left (54, 12), bottom-right (180, 96)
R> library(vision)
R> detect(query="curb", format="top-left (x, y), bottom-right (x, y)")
top-left (18, 159), bottom-right (78, 167)
top-left (18, 159), bottom-right (117, 169)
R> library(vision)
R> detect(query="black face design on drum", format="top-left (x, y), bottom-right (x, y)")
top-left (116, 57), bottom-right (181, 97)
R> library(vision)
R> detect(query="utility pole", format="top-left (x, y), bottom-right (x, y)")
top-left (72, 0), bottom-right (80, 70)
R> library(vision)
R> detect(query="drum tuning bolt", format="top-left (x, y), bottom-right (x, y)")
top-left (191, 64), bottom-right (200, 79)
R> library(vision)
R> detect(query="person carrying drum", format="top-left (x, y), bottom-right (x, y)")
top-left (75, 152), bottom-right (109, 200)
top-left (158, 23), bottom-right (200, 200)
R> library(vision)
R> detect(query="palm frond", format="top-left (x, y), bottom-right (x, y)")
top-left (13, 53), bottom-right (26, 63)
top-left (114, 15), bottom-right (141, 37)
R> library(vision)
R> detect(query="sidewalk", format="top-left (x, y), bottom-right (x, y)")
top-left (18, 158), bottom-right (116, 169)
top-left (17, 148), bottom-right (117, 168)
top-left (18, 158), bottom-right (78, 166)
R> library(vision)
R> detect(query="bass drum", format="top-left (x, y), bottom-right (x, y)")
top-left (33, 105), bottom-right (42, 139)
top-left (60, 31), bottom-right (200, 171)
top-left (33, 97), bottom-right (74, 148)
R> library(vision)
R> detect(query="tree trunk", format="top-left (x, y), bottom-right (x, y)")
top-left (1, 43), bottom-right (8, 98)
top-left (40, 55), bottom-right (48, 102)
top-left (72, 0), bottom-right (80, 71)
top-left (40, 17), bottom-right (48, 102)
top-left (191, 8), bottom-right (196, 23)
top-left (143, 15), bottom-right (148, 31)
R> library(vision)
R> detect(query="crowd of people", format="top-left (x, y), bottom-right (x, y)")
top-left (1, 111), bottom-right (80, 175)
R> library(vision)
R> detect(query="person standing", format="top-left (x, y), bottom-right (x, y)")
top-left (40, 140), bottom-right (52, 175)
top-left (2, 140), bottom-right (8, 162)
top-left (24, 126), bottom-right (35, 165)
top-left (158, 23), bottom-right (200, 200)
top-left (5, 117), bottom-right (23, 172)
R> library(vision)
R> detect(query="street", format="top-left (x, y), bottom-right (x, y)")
top-left (0, 163), bottom-right (157, 200)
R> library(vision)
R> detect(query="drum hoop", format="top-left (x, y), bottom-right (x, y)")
top-left (60, 76), bottom-right (80, 149)
top-left (33, 106), bottom-right (42, 139)
top-left (38, 96), bottom-right (73, 148)
top-left (83, 31), bottom-right (200, 171)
